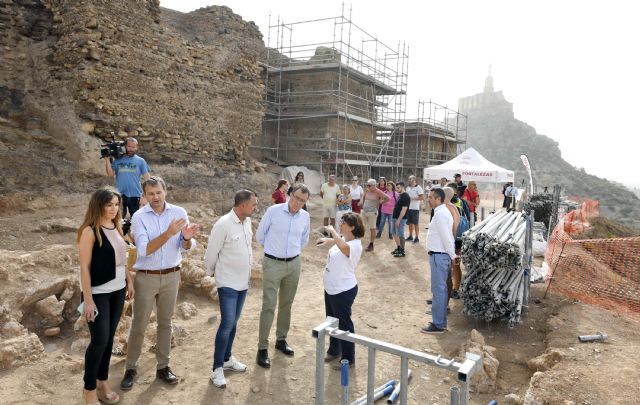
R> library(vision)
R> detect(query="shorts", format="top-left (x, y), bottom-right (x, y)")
top-left (393, 218), bottom-right (407, 237)
top-left (407, 209), bottom-right (420, 225)
top-left (362, 210), bottom-right (378, 230)
top-left (335, 209), bottom-right (351, 226)
top-left (322, 205), bottom-right (337, 218)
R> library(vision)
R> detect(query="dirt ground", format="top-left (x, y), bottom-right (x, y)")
top-left (0, 194), bottom-right (639, 405)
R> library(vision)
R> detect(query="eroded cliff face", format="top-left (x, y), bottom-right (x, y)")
top-left (0, 0), bottom-right (266, 203)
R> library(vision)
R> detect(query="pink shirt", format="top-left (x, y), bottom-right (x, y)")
top-left (381, 191), bottom-right (398, 215)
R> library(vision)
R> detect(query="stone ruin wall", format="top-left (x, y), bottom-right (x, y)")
top-left (0, 0), bottom-right (266, 200)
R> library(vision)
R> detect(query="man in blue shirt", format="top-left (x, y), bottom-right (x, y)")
top-left (103, 137), bottom-right (150, 219)
top-left (255, 184), bottom-right (311, 368)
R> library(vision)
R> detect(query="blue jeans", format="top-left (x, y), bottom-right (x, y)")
top-left (429, 254), bottom-right (451, 329)
top-left (213, 287), bottom-right (247, 370)
top-left (393, 218), bottom-right (407, 237)
top-left (377, 213), bottom-right (394, 235)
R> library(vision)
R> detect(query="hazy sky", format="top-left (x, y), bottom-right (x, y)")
top-left (161, 0), bottom-right (639, 187)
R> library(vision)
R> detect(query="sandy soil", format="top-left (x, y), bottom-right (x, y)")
top-left (0, 195), bottom-right (638, 405)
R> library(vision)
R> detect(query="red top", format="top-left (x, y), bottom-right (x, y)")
top-left (463, 188), bottom-right (479, 212)
top-left (272, 189), bottom-right (286, 204)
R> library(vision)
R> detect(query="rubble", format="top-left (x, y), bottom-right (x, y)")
top-left (459, 329), bottom-right (499, 393)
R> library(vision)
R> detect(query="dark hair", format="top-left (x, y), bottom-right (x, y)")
top-left (396, 181), bottom-right (405, 188)
top-left (341, 212), bottom-right (365, 238)
top-left (234, 189), bottom-right (256, 206)
top-left (276, 179), bottom-right (288, 190)
top-left (446, 182), bottom-right (458, 189)
top-left (295, 171), bottom-right (304, 181)
top-left (457, 185), bottom-right (467, 195)
top-left (431, 188), bottom-right (445, 202)
top-left (454, 173), bottom-right (461, 178)
top-left (142, 176), bottom-right (167, 193)
top-left (290, 183), bottom-right (310, 196)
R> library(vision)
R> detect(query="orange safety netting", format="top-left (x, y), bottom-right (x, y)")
top-left (545, 200), bottom-right (640, 319)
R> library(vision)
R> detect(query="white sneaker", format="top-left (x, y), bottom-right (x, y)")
top-left (210, 368), bottom-right (226, 388)
top-left (223, 355), bottom-right (247, 372)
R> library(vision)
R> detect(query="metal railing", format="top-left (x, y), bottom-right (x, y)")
top-left (312, 317), bottom-right (483, 404)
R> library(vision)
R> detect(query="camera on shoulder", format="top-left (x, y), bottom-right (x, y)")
top-left (100, 132), bottom-right (126, 160)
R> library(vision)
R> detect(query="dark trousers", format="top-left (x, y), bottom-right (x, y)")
top-left (324, 285), bottom-right (358, 363)
top-left (122, 195), bottom-right (140, 219)
top-left (213, 287), bottom-right (247, 370)
top-left (84, 287), bottom-right (126, 390)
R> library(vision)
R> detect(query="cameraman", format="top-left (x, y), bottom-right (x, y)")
top-left (103, 137), bottom-right (150, 219)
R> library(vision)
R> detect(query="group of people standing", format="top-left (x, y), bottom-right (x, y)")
top-left (80, 145), bottom-right (484, 403)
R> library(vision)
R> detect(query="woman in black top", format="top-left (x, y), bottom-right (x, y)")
top-left (78, 187), bottom-right (134, 405)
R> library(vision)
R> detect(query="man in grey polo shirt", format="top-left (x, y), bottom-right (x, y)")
top-left (205, 190), bottom-right (257, 388)
top-left (255, 184), bottom-right (311, 368)
top-left (121, 176), bottom-right (199, 389)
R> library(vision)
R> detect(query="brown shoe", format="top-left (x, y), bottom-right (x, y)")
top-left (156, 366), bottom-right (179, 385)
top-left (365, 243), bottom-right (374, 252)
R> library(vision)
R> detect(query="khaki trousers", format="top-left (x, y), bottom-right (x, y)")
top-left (125, 271), bottom-right (180, 370)
top-left (258, 256), bottom-right (301, 350)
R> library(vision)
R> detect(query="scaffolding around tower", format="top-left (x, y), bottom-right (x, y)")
top-left (251, 6), bottom-right (408, 181)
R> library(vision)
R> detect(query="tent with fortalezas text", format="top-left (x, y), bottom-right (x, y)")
top-left (423, 147), bottom-right (514, 183)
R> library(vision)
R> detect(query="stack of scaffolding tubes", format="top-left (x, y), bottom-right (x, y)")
top-left (460, 211), bottom-right (528, 327)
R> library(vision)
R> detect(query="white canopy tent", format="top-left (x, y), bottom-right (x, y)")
top-left (423, 147), bottom-right (514, 183)
top-left (423, 147), bottom-right (515, 210)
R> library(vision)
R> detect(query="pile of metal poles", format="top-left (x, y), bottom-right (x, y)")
top-left (460, 210), bottom-right (528, 327)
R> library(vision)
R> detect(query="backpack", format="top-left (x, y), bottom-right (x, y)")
top-left (456, 206), bottom-right (470, 240)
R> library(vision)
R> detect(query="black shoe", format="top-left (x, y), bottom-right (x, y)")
top-left (275, 340), bottom-right (295, 356)
top-left (324, 352), bottom-right (340, 363)
top-left (390, 247), bottom-right (400, 254)
top-left (120, 369), bottom-right (137, 391)
top-left (256, 349), bottom-right (271, 368)
top-left (426, 298), bottom-right (433, 305)
top-left (376, 231), bottom-right (382, 239)
top-left (451, 290), bottom-right (461, 300)
top-left (413, 237), bottom-right (420, 244)
top-left (393, 250), bottom-right (405, 257)
top-left (156, 366), bottom-right (179, 385)
top-left (406, 235), bottom-right (414, 242)
top-left (388, 234), bottom-right (393, 239)
top-left (421, 322), bottom-right (446, 334)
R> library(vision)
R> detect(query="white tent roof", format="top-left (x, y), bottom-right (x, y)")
top-left (423, 147), bottom-right (515, 183)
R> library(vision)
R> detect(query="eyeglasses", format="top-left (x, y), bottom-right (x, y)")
top-left (367, 184), bottom-right (375, 187)
top-left (291, 194), bottom-right (308, 204)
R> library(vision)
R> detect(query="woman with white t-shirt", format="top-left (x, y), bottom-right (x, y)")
top-left (317, 212), bottom-right (365, 368)
top-left (77, 187), bottom-right (134, 405)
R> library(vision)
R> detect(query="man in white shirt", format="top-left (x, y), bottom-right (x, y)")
top-left (405, 175), bottom-right (424, 244)
top-left (422, 188), bottom-right (456, 334)
top-left (349, 176), bottom-right (364, 214)
top-left (205, 190), bottom-right (257, 388)
top-left (320, 174), bottom-right (341, 227)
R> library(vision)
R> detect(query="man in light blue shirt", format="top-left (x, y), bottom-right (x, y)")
top-left (103, 137), bottom-right (150, 219)
top-left (255, 184), bottom-right (311, 368)
top-left (121, 176), bottom-right (199, 390)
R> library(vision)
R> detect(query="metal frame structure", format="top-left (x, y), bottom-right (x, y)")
top-left (402, 100), bottom-right (467, 176)
top-left (312, 317), bottom-right (483, 405)
top-left (252, 5), bottom-right (408, 182)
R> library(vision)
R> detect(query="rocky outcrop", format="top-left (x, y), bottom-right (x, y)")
top-left (459, 329), bottom-right (499, 393)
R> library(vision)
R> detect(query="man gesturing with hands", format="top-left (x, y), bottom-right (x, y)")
top-left (121, 176), bottom-right (199, 390)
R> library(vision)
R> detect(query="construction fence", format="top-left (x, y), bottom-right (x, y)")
top-left (545, 200), bottom-right (640, 320)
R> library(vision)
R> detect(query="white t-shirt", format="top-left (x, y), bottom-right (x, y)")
top-left (406, 185), bottom-right (424, 210)
top-left (323, 239), bottom-right (362, 295)
top-left (320, 183), bottom-right (341, 207)
top-left (350, 184), bottom-right (364, 200)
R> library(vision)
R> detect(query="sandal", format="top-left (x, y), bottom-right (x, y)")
top-left (97, 387), bottom-right (120, 404)
top-left (83, 389), bottom-right (100, 405)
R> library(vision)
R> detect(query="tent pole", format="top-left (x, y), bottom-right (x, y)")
top-left (493, 181), bottom-right (497, 211)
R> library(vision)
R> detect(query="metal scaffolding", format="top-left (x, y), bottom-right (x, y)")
top-left (401, 100), bottom-right (467, 175)
top-left (251, 5), bottom-right (408, 182)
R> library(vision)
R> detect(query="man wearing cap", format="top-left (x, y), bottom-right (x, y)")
top-left (359, 179), bottom-right (389, 252)
top-left (349, 176), bottom-right (364, 214)
top-left (121, 176), bottom-right (199, 389)
top-left (422, 187), bottom-right (455, 334)
top-left (255, 184), bottom-right (311, 368)
top-left (454, 173), bottom-right (464, 189)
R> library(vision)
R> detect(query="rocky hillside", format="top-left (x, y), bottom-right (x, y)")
top-left (459, 83), bottom-right (640, 226)
top-left (0, 0), bottom-right (267, 209)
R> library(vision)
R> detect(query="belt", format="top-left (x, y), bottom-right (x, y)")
top-left (137, 266), bottom-right (181, 275)
top-left (428, 251), bottom-right (447, 256)
top-left (264, 253), bottom-right (299, 262)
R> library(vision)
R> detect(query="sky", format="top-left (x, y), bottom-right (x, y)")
top-left (161, 0), bottom-right (640, 188)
